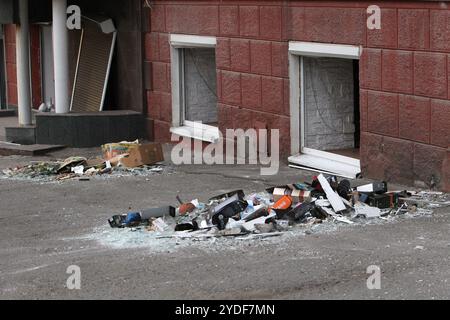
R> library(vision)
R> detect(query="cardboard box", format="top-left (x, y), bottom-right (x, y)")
top-left (120, 143), bottom-right (164, 168)
top-left (273, 187), bottom-right (312, 203)
top-left (102, 141), bottom-right (139, 161)
top-left (272, 188), bottom-right (290, 202)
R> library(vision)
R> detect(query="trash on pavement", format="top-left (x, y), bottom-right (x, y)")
top-left (272, 186), bottom-right (312, 203)
top-left (140, 206), bottom-right (176, 220)
top-left (102, 140), bottom-right (140, 161)
top-left (241, 212), bottom-right (276, 232)
top-left (98, 172), bottom-right (448, 242)
top-left (71, 165), bottom-right (85, 175)
top-left (356, 181), bottom-right (388, 194)
top-left (57, 156), bottom-right (87, 173)
top-left (353, 203), bottom-right (381, 218)
top-left (317, 174), bottom-right (347, 213)
top-left (146, 218), bottom-right (169, 232)
top-left (108, 206), bottom-right (175, 228)
top-left (1, 140), bottom-right (166, 182)
top-left (120, 143), bottom-right (164, 168)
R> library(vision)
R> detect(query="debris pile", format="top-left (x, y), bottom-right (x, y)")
top-left (107, 174), bottom-right (450, 240)
top-left (1, 141), bottom-right (166, 181)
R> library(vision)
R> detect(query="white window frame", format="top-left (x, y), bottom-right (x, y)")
top-left (169, 34), bottom-right (219, 143)
top-left (288, 41), bottom-right (362, 178)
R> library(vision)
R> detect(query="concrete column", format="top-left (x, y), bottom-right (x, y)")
top-left (16, 0), bottom-right (32, 126)
top-left (52, 0), bottom-right (69, 113)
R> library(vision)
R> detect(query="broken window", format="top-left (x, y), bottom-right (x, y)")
top-left (181, 48), bottom-right (218, 126)
top-left (303, 57), bottom-right (360, 159)
top-left (169, 34), bottom-right (219, 143)
top-left (287, 42), bottom-right (361, 178)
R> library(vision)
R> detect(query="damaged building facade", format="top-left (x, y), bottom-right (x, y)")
top-left (0, 0), bottom-right (449, 191)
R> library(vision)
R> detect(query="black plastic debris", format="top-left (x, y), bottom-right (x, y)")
top-left (287, 202), bottom-right (314, 221)
top-left (337, 179), bottom-right (351, 200)
top-left (310, 205), bottom-right (328, 220)
top-left (211, 198), bottom-right (248, 230)
top-left (175, 222), bottom-right (198, 232)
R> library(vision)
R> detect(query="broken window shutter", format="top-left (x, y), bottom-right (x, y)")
top-left (70, 20), bottom-right (116, 112)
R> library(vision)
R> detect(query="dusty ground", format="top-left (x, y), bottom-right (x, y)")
top-left (0, 147), bottom-right (449, 300)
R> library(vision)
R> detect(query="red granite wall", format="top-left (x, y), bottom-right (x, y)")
top-left (4, 24), bottom-right (42, 109)
top-left (144, 1), bottom-right (449, 189)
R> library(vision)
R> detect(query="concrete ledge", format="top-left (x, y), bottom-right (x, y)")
top-left (35, 110), bottom-right (146, 148)
top-left (5, 126), bottom-right (36, 145)
top-left (0, 142), bottom-right (65, 156)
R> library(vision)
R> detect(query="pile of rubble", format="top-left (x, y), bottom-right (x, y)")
top-left (1, 140), bottom-right (167, 181)
top-left (107, 174), bottom-right (450, 240)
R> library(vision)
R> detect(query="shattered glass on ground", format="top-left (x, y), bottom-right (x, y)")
top-left (1, 163), bottom-right (174, 183)
top-left (73, 205), bottom-right (444, 254)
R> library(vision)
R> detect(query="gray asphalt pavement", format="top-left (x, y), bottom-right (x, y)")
top-left (0, 148), bottom-right (449, 300)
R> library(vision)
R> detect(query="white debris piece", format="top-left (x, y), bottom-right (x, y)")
top-left (225, 218), bottom-right (245, 229)
top-left (85, 167), bottom-right (98, 175)
top-left (317, 174), bottom-right (346, 212)
top-left (320, 206), bottom-right (354, 224)
top-left (152, 218), bottom-right (169, 232)
top-left (241, 212), bottom-right (276, 232)
top-left (191, 199), bottom-right (200, 208)
top-left (315, 199), bottom-right (331, 207)
top-left (71, 165), bottom-right (84, 175)
top-left (354, 203), bottom-right (381, 218)
top-left (199, 219), bottom-right (209, 229)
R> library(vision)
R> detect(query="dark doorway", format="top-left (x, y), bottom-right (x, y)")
top-left (68, 0), bottom-right (144, 113)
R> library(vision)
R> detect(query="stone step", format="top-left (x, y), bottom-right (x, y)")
top-left (0, 110), bottom-right (17, 118)
top-left (5, 126), bottom-right (36, 145)
top-left (0, 142), bottom-right (65, 156)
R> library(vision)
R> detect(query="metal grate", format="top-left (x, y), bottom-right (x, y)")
top-left (70, 21), bottom-right (116, 112)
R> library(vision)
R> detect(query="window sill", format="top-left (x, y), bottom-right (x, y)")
top-left (170, 124), bottom-right (220, 143)
top-left (288, 153), bottom-right (361, 179)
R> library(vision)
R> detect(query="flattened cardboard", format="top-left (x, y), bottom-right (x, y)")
top-left (120, 143), bottom-right (164, 168)
top-left (102, 141), bottom-right (139, 161)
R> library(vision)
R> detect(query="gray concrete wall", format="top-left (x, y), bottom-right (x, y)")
top-left (184, 48), bottom-right (218, 125)
top-left (304, 57), bottom-right (356, 151)
top-left (35, 111), bottom-right (145, 148)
